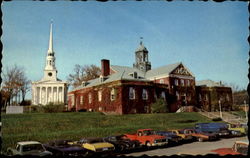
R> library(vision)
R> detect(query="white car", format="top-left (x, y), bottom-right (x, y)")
top-left (7, 141), bottom-right (52, 156)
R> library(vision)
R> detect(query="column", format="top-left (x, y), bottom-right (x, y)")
top-left (56, 86), bottom-right (59, 103)
top-left (62, 86), bottom-right (65, 104)
top-left (45, 87), bottom-right (48, 105)
top-left (39, 87), bottom-right (42, 104)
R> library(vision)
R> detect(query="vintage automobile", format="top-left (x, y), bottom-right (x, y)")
top-left (7, 141), bottom-right (52, 156)
top-left (43, 139), bottom-right (89, 156)
top-left (102, 135), bottom-right (141, 152)
top-left (74, 137), bottom-right (115, 154)
top-left (154, 131), bottom-right (182, 144)
top-left (195, 123), bottom-right (230, 138)
top-left (183, 128), bottom-right (218, 142)
top-left (211, 140), bottom-right (249, 156)
top-left (124, 129), bottom-right (168, 147)
top-left (169, 129), bottom-right (193, 141)
top-left (227, 123), bottom-right (248, 136)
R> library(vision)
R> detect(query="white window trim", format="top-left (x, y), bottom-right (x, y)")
top-left (88, 93), bottom-right (92, 104)
top-left (98, 91), bottom-right (102, 102)
top-left (129, 87), bottom-right (135, 100)
top-left (110, 88), bottom-right (116, 101)
top-left (142, 89), bottom-right (148, 100)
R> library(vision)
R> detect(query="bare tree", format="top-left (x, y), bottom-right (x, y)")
top-left (1, 65), bottom-right (30, 107)
top-left (67, 64), bottom-right (101, 88)
top-left (222, 81), bottom-right (241, 92)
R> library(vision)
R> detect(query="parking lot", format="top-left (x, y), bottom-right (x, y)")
top-left (123, 136), bottom-right (248, 156)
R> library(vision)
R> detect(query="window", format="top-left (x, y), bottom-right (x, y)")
top-left (161, 91), bottom-right (166, 100)
top-left (80, 96), bottom-right (83, 105)
top-left (176, 91), bottom-right (179, 100)
top-left (142, 89), bottom-right (148, 100)
top-left (199, 94), bottom-right (202, 101)
top-left (226, 94), bottom-right (230, 101)
top-left (88, 93), bottom-right (92, 104)
top-left (160, 79), bottom-right (164, 84)
top-left (181, 79), bottom-right (185, 86)
top-left (98, 91), bottom-right (102, 102)
top-left (110, 88), bottom-right (116, 101)
top-left (49, 60), bottom-right (52, 65)
top-left (205, 94), bottom-right (208, 101)
top-left (175, 79), bottom-right (179, 86)
top-left (71, 95), bottom-right (75, 105)
top-left (129, 87), bottom-right (135, 100)
top-left (187, 80), bottom-right (190, 86)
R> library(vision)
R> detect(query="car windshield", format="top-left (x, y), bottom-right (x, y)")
top-left (22, 144), bottom-right (45, 152)
top-left (178, 130), bottom-right (184, 134)
top-left (55, 140), bottom-right (71, 146)
top-left (143, 130), bottom-right (154, 136)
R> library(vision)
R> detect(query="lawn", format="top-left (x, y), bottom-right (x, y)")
top-left (1, 112), bottom-right (217, 152)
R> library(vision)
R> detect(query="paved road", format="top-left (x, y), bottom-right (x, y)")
top-left (123, 136), bottom-right (248, 156)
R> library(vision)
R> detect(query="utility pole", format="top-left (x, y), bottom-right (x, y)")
top-left (244, 100), bottom-right (248, 120)
top-left (219, 100), bottom-right (222, 118)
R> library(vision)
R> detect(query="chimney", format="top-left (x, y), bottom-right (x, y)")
top-left (101, 59), bottom-right (110, 77)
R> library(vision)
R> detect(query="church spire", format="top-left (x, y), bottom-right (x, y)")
top-left (48, 20), bottom-right (53, 53)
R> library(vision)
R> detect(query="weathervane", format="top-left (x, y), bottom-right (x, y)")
top-left (140, 37), bottom-right (143, 45)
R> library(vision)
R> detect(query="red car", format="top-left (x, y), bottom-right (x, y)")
top-left (124, 129), bottom-right (168, 147)
top-left (211, 140), bottom-right (248, 156)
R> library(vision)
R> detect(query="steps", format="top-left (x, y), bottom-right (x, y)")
top-left (198, 110), bottom-right (247, 124)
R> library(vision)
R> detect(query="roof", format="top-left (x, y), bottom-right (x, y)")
top-left (71, 62), bottom-right (192, 92)
top-left (72, 65), bottom-right (150, 91)
top-left (135, 42), bottom-right (148, 52)
top-left (18, 141), bottom-right (41, 145)
top-left (145, 62), bottom-right (181, 78)
top-left (196, 80), bottom-right (223, 87)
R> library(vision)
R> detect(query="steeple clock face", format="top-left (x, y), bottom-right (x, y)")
top-left (48, 72), bottom-right (52, 77)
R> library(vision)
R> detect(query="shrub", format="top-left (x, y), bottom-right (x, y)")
top-left (42, 102), bottom-right (65, 113)
top-left (151, 98), bottom-right (169, 113)
top-left (212, 117), bottom-right (222, 121)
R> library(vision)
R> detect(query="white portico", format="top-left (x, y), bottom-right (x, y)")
top-left (32, 22), bottom-right (67, 105)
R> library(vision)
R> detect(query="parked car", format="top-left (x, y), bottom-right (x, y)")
top-left (43, 139), bottom-right (89, 156)
top-left (154, 131), bottom-right (182, 144)
top-left (74, 137), bottom-right (115, 154)
top-left (195, 123), bottom-right (230, 138)
top-left (183, 128), bottom-right (218, 142)
top-left (211, 140), bottom-right (248, 156)
top-left (102, 135), bottom-right (141, 152)
top-left (227, 123), bottom-right (248, 136)
top-left (169, 129), bottom-right (193, 142)
top-left (124, 129), bottom-right (168, 147)
top-left (7, 141), bottom-right (52, 156)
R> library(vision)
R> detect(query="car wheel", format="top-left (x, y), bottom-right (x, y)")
top-left (146, 141), bottom-right (152, 149)
top-left (198, 138), bottom-right (204, 142)
top-left (7, 150), bottom-right (13, 156)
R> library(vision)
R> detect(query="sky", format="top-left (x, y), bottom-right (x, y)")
top-left (2, 1), bottom-right (249, 99)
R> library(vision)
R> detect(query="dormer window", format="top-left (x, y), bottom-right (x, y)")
top-left (82, 81), bottom-right (88, 87)
top-left (129, 72), bottom-right (138, 79)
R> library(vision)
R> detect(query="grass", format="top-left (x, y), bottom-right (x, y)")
top-left (230, 111), bottom-right (247, 118)
top-left (1, 112), bottom-right (217, 152)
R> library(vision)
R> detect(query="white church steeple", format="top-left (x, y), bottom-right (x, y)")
top-left (43, 21), bottom-right (57, 81)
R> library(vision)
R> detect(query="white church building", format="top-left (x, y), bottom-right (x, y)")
top-left (32, 22), bottom-right (67, 105)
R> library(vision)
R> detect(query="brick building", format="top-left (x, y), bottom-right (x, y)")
top-left (196, 80), bottom-right (233, 111)
top-left (67, 42), bottom-right (232, 114)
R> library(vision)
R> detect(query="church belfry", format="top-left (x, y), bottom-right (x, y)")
top-left (133, 39), bottom-right (151, 72)
top-left (43, 21), bottom-right (57, 81)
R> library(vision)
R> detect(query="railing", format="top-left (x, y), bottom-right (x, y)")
top-left (197, 108), bottom-right (247, 124)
